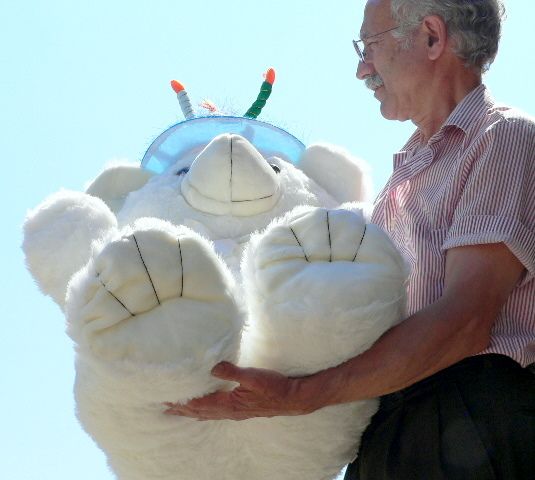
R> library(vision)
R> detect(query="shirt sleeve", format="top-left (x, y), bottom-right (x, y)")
top-left (442, 114), bottom-right (535, 283)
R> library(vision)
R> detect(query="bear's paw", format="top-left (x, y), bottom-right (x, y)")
top-left (241, 206), bottom-right (407, 375)
top-left (66, 219), bottom-right (244, 369)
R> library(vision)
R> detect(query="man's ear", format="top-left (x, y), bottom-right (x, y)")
top-left (422, 15), bottom-right (448, 61)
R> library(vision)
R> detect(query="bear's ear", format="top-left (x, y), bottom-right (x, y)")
top-left (85, 164), bottom-right (154, 213)
top-left (298, 144), bottom-right (373, 204)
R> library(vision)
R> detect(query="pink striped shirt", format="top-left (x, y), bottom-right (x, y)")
top-left (371, 84), bottom-right (535, 367)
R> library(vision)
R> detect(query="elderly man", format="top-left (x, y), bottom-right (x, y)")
top-left (165, 0), bottom-right (535, 478)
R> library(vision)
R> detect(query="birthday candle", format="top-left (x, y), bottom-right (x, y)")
top-left (170, 80), bottom-right (195, 120)
top-left (244, 68), bottom-right (276, 119)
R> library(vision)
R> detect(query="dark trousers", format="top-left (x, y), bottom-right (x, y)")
top-left (344, 354), bottom-right (535, 480)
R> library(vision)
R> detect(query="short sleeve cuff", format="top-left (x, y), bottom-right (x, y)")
top-left (442, 215), bottom-right (535, 284)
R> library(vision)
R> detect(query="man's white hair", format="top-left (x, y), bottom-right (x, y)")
top-left (390, 0), bottom-right (505, 72)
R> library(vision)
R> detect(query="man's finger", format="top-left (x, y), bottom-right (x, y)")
top-left (210, 361), bottom-right (250, 382)
top-left (211, 361), bottom-right (237, 378)
top-left (211, 362), bottom-right (271, 391)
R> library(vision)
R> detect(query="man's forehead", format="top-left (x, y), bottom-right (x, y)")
top-left (360, 0), bottom-right (392, 37)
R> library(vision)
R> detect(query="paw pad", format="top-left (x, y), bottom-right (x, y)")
top-left (93, 225), bottom-right (234, 318)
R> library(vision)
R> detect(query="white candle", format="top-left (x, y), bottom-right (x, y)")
top-left (171, 80), bottom-right (194, 120)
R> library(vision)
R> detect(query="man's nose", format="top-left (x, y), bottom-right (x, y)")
top-left (356, 60), bottom-right (374, 80)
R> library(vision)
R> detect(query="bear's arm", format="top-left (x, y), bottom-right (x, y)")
top-left (23, 190), bottom-right (118, 308)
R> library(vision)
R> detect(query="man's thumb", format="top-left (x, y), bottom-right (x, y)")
top-left (211, 361), bottom-right (239, 380)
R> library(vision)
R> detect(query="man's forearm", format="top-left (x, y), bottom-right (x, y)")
top-left (300, 296), bottom-right (492, 409)
top-left (300, 243), bottom-right (525, 411)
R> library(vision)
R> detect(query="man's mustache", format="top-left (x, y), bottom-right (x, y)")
top-left (365, 74), bottom-right (384, 90)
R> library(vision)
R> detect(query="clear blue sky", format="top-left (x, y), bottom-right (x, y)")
top-left (2, 1), bottom-right (534, 479)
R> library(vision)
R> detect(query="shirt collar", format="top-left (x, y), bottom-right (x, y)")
top-left (443, 84), bottom-right (495, 134)
top-left (399, 84), bottom-right (495, 153)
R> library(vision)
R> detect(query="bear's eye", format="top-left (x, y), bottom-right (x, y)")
top-left (176, 167), bottom-right (190, 176)
top-left (270, 164), bottom-right (281, 174)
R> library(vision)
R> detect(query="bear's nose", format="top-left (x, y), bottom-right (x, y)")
top-left (181, 134), bottom-right (281, 216)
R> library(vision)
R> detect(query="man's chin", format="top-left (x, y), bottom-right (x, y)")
top-left (379, 100), bottom-right (395, 120)
top-left (379, 98), bottom-right (409, 122)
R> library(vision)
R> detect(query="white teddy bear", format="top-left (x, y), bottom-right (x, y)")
top-left (23, 72), bottom-right (407, 480)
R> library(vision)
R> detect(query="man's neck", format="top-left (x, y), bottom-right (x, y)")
top-left (412, 66), bottom-right (482, 144)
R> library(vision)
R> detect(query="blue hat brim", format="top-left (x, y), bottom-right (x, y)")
top-left (141, 116), bottom-right (305, 174)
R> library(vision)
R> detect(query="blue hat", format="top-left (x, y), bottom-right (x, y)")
top-left (141, 115), bottom-right (305, 174)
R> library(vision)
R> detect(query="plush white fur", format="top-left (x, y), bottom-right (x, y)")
top-left (299, 144), bottom-right (373, 204)
top-left (23, 132), bottom-right (407, 480)
top-left (85, 164), bottom-right (154, 213)
top-left (23, 191), bottom-right (118, 306)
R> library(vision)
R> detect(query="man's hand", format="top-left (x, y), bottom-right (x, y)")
top-left (163, 362), bottom-right (318, 420)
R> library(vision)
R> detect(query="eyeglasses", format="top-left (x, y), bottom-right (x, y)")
top-left (353, 26), bottom-right (400, 63)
